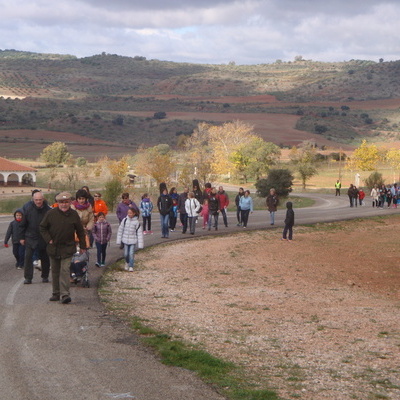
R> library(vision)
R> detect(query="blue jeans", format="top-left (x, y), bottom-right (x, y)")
top-left (95, 242), bottom-right (107, 264)
top-left (124, 243), bottom-right (136, 268)
top-left (208, 213), bottom-right (219, 229)
top-left (160, 214), bottom-right (170, 237)
top-left (269, 211), bottom-right (276, 225)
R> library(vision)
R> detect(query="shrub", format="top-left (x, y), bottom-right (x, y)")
top-left (364, 171), bottom-right (384, 190)
top-left (255, 169), bottom-right (294, 198)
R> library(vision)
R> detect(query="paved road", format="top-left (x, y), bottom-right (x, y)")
top-left (0, 192), bottom-right (397, 400)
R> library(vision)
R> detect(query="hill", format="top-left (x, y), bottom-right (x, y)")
top-left (1, 50), bottom-right (400, 160)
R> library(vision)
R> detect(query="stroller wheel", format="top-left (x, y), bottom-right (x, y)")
top-left (82, 276), bottom-right (90, 288)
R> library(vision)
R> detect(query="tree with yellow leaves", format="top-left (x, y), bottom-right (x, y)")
top-left (183, 122), bottom-right (216, 185)
top-left (207, 120), bottom-right (255, 176)
top-left (385, 148), bottom-right (400, 182)
top-left (346, 140), bottom-right (381, 171)
top-left (134, 145), bottom-right (174, 185)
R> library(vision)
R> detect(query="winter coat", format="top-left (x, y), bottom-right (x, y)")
top-left (40, 207), bottom-right (86, 259)
top-left (235, 193), bottom-right (244, 209)
top-left (4, 210), bottom-right (24, 244)
top-left (284, 202), bottom-right (295, 226)
top-left (19, 201), bottom-right (51, 249)
top-left (239, 196), bottom-right (253, 212)
top-left (178, 192), bottom-right (188, 214)
top-left (185, 198), bottom-right (201, 217)
top-left (208, 195), bottom-right (220, 215)
top-left (116, 200), bottom-right (139, 222)
top-left (266, 194), bottom-right (279, 212)
top-left (93, 199), bottom-right (109, 216)
top-left (199, 203), bottom-right (209, 219)
top-left (140, 199), bottom-right (153, 217)
top-left (71, 201), bottom-right (94, 230)
top-left (217, 191), bottom-right (229, 210)
top-left (370, 188), bottom-right (379, 200)
top-left (157, 194), bottom-right (173, 216)
top-left (116, 216), bottom-right (144, 248)
top-left (93, 220), bottom-right (112, 245)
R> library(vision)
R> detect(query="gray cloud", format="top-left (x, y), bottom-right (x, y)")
top-left (0, 0), bottom-right (399, 64)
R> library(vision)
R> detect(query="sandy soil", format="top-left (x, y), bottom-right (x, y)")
top-left (105, 217), bottom-right (400, 400)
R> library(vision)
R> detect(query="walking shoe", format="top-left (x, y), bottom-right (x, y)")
top-left (24, 279), bottom-right (32, 284)
top-left (33, 260), bottom-right (42, 271)
top-left (149, 231), bottom-right (153, 235)
top-left (42, 278), bottom-right (49, 283)
top-left (128, 267), bottom-right (134, 272)
top-left (143, 231), bottom-right (147, 235)
top-left (124, 263), bottom-right (129, 271)
top-left (17, 266), bottom-right (23, 270)
top-left (49, 295), bottom-right (60, 301)
top-left (61, 296), bottom-right (71, 304)
top-left (95, 262), bottom-right (100, 268)
top-left (100, 263), bottom-right (105, 267)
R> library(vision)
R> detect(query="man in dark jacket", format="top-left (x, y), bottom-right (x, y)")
top-left (282, 201), bottom-right (295, 241)
top-left (157, 189), bottom-right (173, 238)
top-left (40, 191), bottom-right (87, 304)
top-left (178, 187), bottom-right (189, 234)
top-left (19, 190), bottom-right (51, 284)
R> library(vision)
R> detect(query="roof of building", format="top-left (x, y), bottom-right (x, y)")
top-left (0, 157), bottom-right (37, 172)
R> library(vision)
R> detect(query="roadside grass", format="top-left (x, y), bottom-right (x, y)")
top-left (0, 195), bottom-right (32, 214)
top-left (99, 267), bottom-right (282, 400)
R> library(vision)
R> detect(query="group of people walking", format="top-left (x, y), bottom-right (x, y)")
top-left (345, 183), bottom-right (400, 208)
top-left (3, 187), bottom-right (112, 304)
top-left (4, 182), bottom-right (297, 302)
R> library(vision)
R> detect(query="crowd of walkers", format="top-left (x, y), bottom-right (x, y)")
top-left (4, 181), bottom-right (294, 302)
top-left (347, 183), bottom-right (399, 208)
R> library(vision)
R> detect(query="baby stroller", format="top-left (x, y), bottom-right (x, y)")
top-left (70, 248), bottom-right (90, 288)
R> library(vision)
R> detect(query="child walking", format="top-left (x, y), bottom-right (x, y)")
top-left (4, 209), bottom-right (25, 269)
top-left (116, 208), bottom-right (144, 272)
top-left (282, 201), bottom-right (295, 241)
top-left (199, 198), bottom-right (209, 229)
top-left (92, 212), bottom-right (112, 267)
top-left (140, 193), bottom-right (153, 234)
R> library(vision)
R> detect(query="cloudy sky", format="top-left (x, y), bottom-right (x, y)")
top-left (1, 0), bottom-right (399, 65)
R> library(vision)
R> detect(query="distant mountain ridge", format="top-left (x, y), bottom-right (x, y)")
top-left (1, 50), bottom-right (400, 158)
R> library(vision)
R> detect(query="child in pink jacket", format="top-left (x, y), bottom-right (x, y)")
top-left (199, 198), bottom-right (209, 229)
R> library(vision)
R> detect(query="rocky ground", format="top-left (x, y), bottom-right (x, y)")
top-left (104, 217), bottom-right (400, 400)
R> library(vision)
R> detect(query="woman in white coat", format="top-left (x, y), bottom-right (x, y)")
top-left (185, 192), bottom-right (201, 235)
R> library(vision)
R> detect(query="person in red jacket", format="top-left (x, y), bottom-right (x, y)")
top-left (217, 186), bottom-right (230, 228)
top-left (358, 188), bottom-right (366, 206)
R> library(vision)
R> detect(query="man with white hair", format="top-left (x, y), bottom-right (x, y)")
top-left (19, 190), bottom-right (51, 284)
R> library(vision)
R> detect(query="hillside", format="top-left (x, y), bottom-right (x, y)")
top-left (1, 50), bottom-right (400, 160)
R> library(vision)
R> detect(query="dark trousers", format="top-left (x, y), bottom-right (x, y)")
top-left (169, 215), bottom-right (177, 230)
top-left (24, 244), bottom-right (50, 280)
top-left (180, 213), bottom-right (188, 233)
top-left (348, 195), bottom-right (353, 207)
top-left (283, 224), bottom-right (293, 240)
top-left (12, 243), bottom-right (25, 267)
top-left (208, 213), bottom-right (219, 230)
top-left (220, 208), bottom-right (228, 227)
top-left (241, 209), bottom-right (250, 227)
top-left (95, 242), bottom-right (107, 264)
top-left (335, 189), bottom-right (340, 196)
top-left (236, 207), bottom-right (241, 224)
top-left (143, 215), bottom-right (152, 231)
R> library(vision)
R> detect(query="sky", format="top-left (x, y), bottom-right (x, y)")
top-left (1, 0), bottom-right (399, 65)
